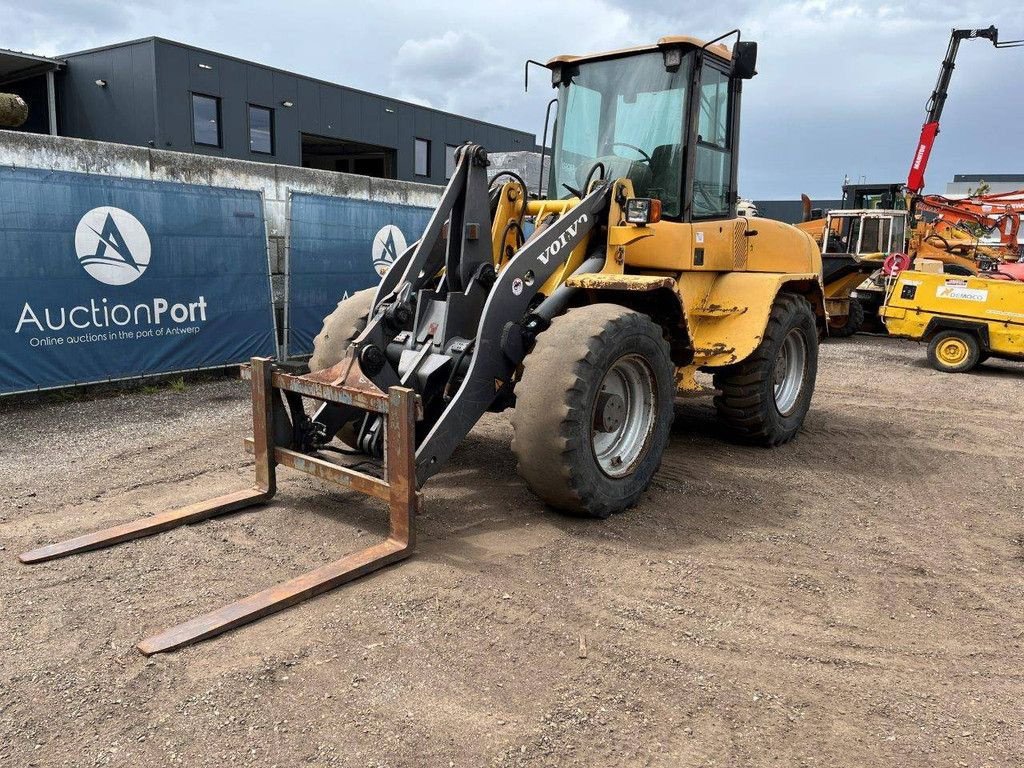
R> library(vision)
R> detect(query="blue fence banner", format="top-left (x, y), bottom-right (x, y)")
top-left (0, 167), bottom-right (277, 394)
top-left (286, 193), bottom-right (433, 357)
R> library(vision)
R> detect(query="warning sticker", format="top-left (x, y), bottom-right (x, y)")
top-left (936, 285), bottom-right (988, 302)
top-left (695, 231), bottom-right (705, 244)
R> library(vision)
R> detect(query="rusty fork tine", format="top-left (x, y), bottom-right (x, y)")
top-left (19, 358), bottom-right (279, 566)
top-left (138, 385), bottom-right (419, 656)
top-left (137, 534), bottom-right (412, 655)
top-left (17, 358), bottom-right (422, 656)
top-left (18, 488), bottom-right (271, 564)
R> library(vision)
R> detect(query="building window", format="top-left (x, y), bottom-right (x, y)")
top-left (248, 104), bottom-right (274, 155)
top-left (414, 138), bottom-right (430, 177)
top-left (191, 93), bottom-right (221, 147)
top-left (445, 144), bottom-right (459, 179)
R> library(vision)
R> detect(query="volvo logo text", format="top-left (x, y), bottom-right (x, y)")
top-left (536, 213), bottom-right (589, 265)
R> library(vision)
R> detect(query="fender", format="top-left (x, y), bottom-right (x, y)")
top-left (682, 272), bottom-right (823, 367)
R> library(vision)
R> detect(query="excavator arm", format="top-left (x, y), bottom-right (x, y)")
top-left (919, 192), bottom-right (1024, 251)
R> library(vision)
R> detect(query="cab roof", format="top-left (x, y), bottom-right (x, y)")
top-left (546, 35), bottom-right (732, 67)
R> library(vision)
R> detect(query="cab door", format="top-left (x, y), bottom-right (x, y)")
top-left (686, 60), bottom-right (736, 224)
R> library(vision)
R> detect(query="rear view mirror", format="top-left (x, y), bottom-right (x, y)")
top-left (731, 41), bottom-right (758, 79)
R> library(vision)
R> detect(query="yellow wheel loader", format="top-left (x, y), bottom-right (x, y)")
top-left (20, 33), bottom-right (825, 654)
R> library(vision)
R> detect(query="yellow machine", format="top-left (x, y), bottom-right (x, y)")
top-left (818, 209), bottom-right (904, 335)
top-left (20, 34), bottom-right (825, 654)
top-left (881, 266), bottom-right (1024, 372)
top-left (854, 223), bottom-right (1020, 326)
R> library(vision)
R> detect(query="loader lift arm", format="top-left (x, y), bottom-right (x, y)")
top-left (311, 143), bottom-right (612, 487)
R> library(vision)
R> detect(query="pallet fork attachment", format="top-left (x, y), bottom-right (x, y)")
top-left (19, 357), bottom-right (421, 655)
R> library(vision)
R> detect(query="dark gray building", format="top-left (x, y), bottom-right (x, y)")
top-left (0, 38), bottom-right (535, 185)
top-left (753, 199), bottom-right (843, 224)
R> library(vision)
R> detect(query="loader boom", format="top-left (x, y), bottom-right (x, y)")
top-left (311, 144), bottom-right (612, 485)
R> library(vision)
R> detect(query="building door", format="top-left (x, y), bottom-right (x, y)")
top-left (301, 134), bottom-right (395, 178)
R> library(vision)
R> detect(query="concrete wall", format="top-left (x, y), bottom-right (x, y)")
top-left (0, 129), bottom-right (442, 340)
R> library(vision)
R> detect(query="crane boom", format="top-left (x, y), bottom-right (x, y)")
top-left (906, 26), bottom-right (1022, 194)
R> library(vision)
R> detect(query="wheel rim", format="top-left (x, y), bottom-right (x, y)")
top-left (591, 355), bottom-right (657, 478)
top-left (773, 329), bottom-right (807, 416)
top-left (937, 338), bottom-right (969, 366)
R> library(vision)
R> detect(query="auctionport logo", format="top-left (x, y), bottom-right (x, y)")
top-left (13, 204), bottom-right (208, 343)
top-left (372, 224), bottom-right (406, 277)
top-left (74, 206), bottom-right (152, 286)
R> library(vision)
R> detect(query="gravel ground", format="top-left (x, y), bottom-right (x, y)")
top-left (1, 335), bottom-right (1022, 767)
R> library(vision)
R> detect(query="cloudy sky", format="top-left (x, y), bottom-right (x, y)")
top-left (4, 0), bottom-right (1022, 198)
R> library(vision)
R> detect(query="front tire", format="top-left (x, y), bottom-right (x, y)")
top-left (309, 288), bottom-right (376, 372)
top-left (713, 293), bottom-right (818, 446)
top-left (511, 304), bottom-right (675, 518)
top-left (309, 288), bottom-right (377, 447)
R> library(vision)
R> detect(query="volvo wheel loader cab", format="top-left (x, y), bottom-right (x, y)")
top-left (20, 34), bottom-right (825, 654)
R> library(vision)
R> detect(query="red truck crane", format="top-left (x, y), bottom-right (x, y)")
top-left (906, 26), bottom-right (1022, 195)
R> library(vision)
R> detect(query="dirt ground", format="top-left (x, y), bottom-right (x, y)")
top-left (1, 335), bottom-right (1023, 768)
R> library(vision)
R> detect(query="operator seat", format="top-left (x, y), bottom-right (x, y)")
top-left (647, 144), bottom-right (681, 212)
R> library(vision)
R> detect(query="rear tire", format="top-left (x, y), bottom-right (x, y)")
top-left (511, 304), bottom-right (675, 518)
top-left (828, 297), bottom-right (864, 338)
top-left (927, 330), bottom-right (980, 373)
top-left (713, 293), bottom-right (818, 446)
top-left (309, 288), bottom-right (376, 372)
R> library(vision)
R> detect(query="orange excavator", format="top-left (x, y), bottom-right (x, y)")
top-left (917, 190), bottom-right (1023, 255)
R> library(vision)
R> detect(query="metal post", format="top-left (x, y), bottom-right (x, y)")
top-left (250, 357), bottom-right (277, 495)
top-left (386, 386), bottom-right (418, 548)
top-left (45, 70), bottom-right (57, 136)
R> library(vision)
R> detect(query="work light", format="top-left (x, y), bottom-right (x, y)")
top-left (625, 198), bottom-right (662, 225)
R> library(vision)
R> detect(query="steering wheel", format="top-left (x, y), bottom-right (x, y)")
top-left (612, 142), bottom-right (653, 165)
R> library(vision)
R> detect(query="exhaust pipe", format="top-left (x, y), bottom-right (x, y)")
top-left (801, 194), bottom-right (813, 223)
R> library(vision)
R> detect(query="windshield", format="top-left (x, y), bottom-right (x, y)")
top-left (825, 214), bottom-right (907, 256)
top-left (548, 51), bottom-right (690, 217)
